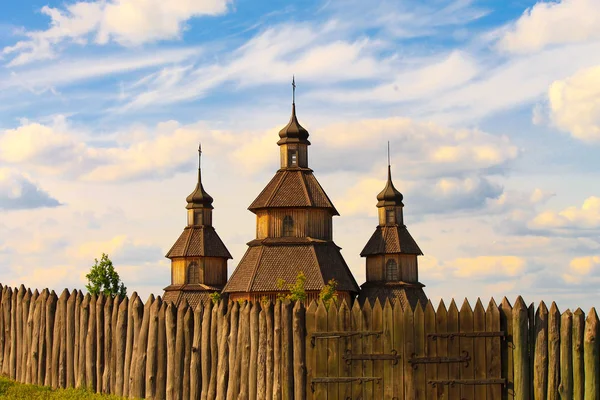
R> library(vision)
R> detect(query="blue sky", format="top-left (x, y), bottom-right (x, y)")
top-left (1, 0), bottom-right (600, 311)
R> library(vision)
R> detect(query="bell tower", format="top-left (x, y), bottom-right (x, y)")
top-left (358, 144), bottom-right (427, 309)
top-left (163, 144), bottom-right (232, 308)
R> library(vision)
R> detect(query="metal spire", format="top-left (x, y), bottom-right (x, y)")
top-left (292, 75), bottom-right (296, 104)
top-left (387, 141), bottom-right (392, 180)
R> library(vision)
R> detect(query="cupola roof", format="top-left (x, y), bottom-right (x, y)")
top-left (376, 165), bottom-right (404, 207)
top-left (186, 143), bottom-right (214, 209)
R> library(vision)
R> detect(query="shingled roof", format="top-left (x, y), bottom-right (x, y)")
top-left (222, 242), bottom-right (359, 293)
top-left (248, 170), bottom-right (339, 215)
top-left (358, 281), bottom-right (428, 310)
top-left (166, 226), bottom-right (232, 259)
top-left (360, 225), bottom-right (423, 257)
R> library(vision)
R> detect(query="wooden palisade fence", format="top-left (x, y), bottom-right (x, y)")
top-left (0, 283), bottom-right (599, 399)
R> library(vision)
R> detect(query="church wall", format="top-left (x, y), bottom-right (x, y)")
top-left (203, 257), bottom-right (227, 286)
top-left (400, 254), bottom-right (418, 282)
top-left (366, 255), bottom-right (384, 281)
top-left (257, 208), bottom-right (332, 240)
top-left (172, 259), bottom-right (187, 285)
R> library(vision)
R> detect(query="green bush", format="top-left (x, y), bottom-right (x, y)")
top-left (0, 375), bottom-right (127, 399)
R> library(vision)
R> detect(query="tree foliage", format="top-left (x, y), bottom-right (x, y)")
top-left (319, 278), bottom-right (338, 307)
top-left (277, 271), bottom-right (307, 302)
top-left (85, 253), bottom-right (127, 298)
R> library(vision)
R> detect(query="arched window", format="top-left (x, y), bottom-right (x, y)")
top-left (386, 259), bottom-right (399, 281)
top-left (283, 215), bottom-right (294, 236)
top-left (188, 262), bottom-right (200, 284)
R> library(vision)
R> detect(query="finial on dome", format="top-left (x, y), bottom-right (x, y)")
top-left (186, 143), bottom-right (214, 209)
top-left (277, 77), bottom-right (310, 146)
top-left (377, 142), bottom-right (404, 207)
top-left (292, 75), bottom-right (296, 104)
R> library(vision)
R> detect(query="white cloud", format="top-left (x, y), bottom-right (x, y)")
top-left (2, 0), bottom-right (229, 66)
top-left (452, 256), bottom-right (527, 279)
top-left (497, 0), bottom-right (600, 54)
top-left (529, 196), bottom-right (600, 230)
top-left (0, 168), bottom-right (61, 210)
top-left (547, 65), bottom-right (600, 142)
top-left (563, 255), bottom-right (600, 283)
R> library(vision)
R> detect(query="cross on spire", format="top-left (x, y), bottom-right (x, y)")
top-left (387, 141), bottom-right (390, 168)
top-left (292, 75), bottom-right (296, 104)
top-left (198, 142), bottom-right (202, 169)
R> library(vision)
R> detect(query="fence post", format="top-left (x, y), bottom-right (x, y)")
top-left (146, 296), bottom-right (162, 399)
top-left (226, 301), bottom-right (239, 400)
top-left (273, 300), bottom-right (282, 400)
top-left (165, 301), bottom-right (177, 400)
top-left (533, 301), bottom-right (548, 400)
top-left (208, 302), bottom-right (219, 399)
top-left (24, 289), bottom-right (36, 385)
top-left (239, 301), bottom-right (251, 400)
top-left (250, 301), bottom-right (260, 400)
top-left (174, 299), bottom-right (188, 400)
top-left (86, 294), bottom-right (97, 391)
top-left (486, 299), bottom-right (502, 400)
top-left (101, 294), bottom-right (113, 394)
top-left (293, 300), bottom-right (306, 400)
top-left (66, 290), bottom-right (77, 388)
top-left (257, 306), bottom-right (267, 400)
top-left (191, 302), bottom-right (204, 400)
top-left (183, 303), bottom-right (194, 400)
top-left (573, 308), bottom-right (584, 400)
top-left (76, 293), bottom-right (89, 389)
top-left (122, 292), bottom-right (138, 397)
top-left (156, 301), bottom-right (167, 400)
top-left (559, 309), bottom-right (573, 400)
top-left (115, 297), bottom-right (128, 397)
top-left (584, 308), bottom-right (599, 400)
top-left (200, 300), bottom-right (213, 400)
top-left (95, 293), bottom-right (105, 392)
top-left (110, 295), bottom-right (120, 394)
top-left (131, 294), bottom-right (152, 398)
top-left (216, 301), bottom-right (230, 400)
top-left (1, 287), bottom-right (12, 377)
top-left (513, 296), bottom-right (530, 400)
top-left (548, 302), bottom-right (560, 400)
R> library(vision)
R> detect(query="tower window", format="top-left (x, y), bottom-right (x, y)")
top-left (288, 150), bottom-right (298, 167)
top-left (188, 262), bottom-right (200, 284)
top-left (283, 215), bottom-right (294, 236)
top-left (386, 209), bottom-right (395, 224)
top-left (386, 259), bottom-right (399, 281)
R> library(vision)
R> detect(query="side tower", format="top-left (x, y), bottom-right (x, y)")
top-left (223, 85), bottom-right (360, 303)
top-left (163, 144), bottom-right (232, 308)
top-left (358, 156), bottom-right (427, 309)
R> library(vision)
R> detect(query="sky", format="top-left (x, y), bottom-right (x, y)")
top-left (1, 0), bottom-right (600, 312)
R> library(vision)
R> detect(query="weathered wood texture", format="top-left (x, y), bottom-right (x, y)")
top-left (4, 283), bottom-right (600, 400)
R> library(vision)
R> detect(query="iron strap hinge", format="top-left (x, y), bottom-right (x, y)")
top-left (342, 349), bottom-right (401, 365)
top-left (310, 331), bottom-right (383, 347)
top-left (429, 378), bottom-right (506, 387)
top-left (427, 331), bottom-right (506, 340)
top-left (310, 377), bottom-right (381, 392)
top-left (408, 351), bottom-right (471, 369)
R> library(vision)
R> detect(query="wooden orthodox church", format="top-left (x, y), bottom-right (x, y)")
top-left (164, 83), bottom-right (428, 308)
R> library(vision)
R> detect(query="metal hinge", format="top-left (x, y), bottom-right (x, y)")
top-left (427, 331), bottom-right (506, 340)
top-left (342, 349), bottom-right (401, 365)
top-left (408, 351), bottom-right (470, 369)
top-left (310, 377), bottom-right (381, 392)
top-left (429, 378), bottom-right (506, 387)
top-left (310, 331), bottom-right (382, 347)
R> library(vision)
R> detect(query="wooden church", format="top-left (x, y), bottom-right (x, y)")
top-left (163, 84), bottom-right (427, 308)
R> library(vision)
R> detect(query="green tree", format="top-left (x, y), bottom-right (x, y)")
top-left (319, 278), bottom-right (338, 308)
top-left (276, 271), bottom-right (307, 302)
top-left (85, 253), bottom-right (127, 298)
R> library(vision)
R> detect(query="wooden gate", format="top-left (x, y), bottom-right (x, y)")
top-left (305, 298), bottom-right (505, 399)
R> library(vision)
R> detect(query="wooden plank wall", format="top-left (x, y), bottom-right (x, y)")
top-left (1, 282), bottom-right (599, 400)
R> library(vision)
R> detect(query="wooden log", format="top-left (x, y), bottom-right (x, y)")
top-left (44, 290), bottom-right (57, 386)
top-left (350, 300), bottom-right (364, 399)
top-left (0, 286), bottom-right (5, 373)
top-left (1, 287), bottom-right (12, 377)
top-left (74, 291), bottom-right (82, 383)
top-left (529, 302), bottom-right (535, 400)
top-left (86, 294), bottom-right (97, 391)
top-left (547, 302), bottom-right (560, 400)
top-left (14, 285), bottom-right (24, 381)
top-left (216, 302), bottom-right (230, 400)
top-left (559, 310), bottom-right (573, 400)
top-left (327, 301), bottom-right (339, 400)
top-left (174, 300), bottom-right (188, 400)
top-left (200, 300), bottom-right (213, 400)
top-left (102, 295), bottom-right (114, 393)
top-left (65, 290), bottom-right (77, 388)
top-left (183, 303), bottom-right (194, 400)
top-left (513, 296), bottom-right (530, 400)
top-left (55, 289), bottom-right (68, 389)
top-left (404, 300), bottom-right (416, 399)
top-left (225, 302), bottom-right (238, 400)
top-left (239, 301), bottom-right (251, 400)
top-left (534, 301), bottom-right (549, 400)
top-left (273, 300), bottom-right (282, 400)
top-left (435, 300), bottom-right (448, 400)
top-left (314, 301), bottom-right (327, 400)
top-left (249, 301), bottom-right (260, 400)
top-left (414, 302), bottom-right (426, 400)
top-left (572, 308), bottom-right (584, 400)
top-left (24, 289), bottom-right (34, 384)
top-left (305, 301), bottom-right (317, 400)
top-left (165, 302), bottom-right (177, 400)
top-left (37, 290), bottom-right (49, 385)
top-left (424, 300), bottom-right (437, 400)
top-left (21, 289), bottom-right (31, 383)
top-left (257, 307), bottom-right (267, 400)
top-left (500, 298), bottom-right (514, 400)
top-left (29, 293), bottom-right (42, 385)
top-left (584, 308), bottom-right (599, 400)
top-left (76, 294), bottom-right (90, 389)
top-left (338, 300), bottom-right (352, 400)
top-left (115, 297), bottom-right (128, 397)
top-left (95, 293), bottom-right (105, 392)
top-left (131, 294), bottom-right (152, 399)
top-left (146, 296), bottom-right (162, 400)
top-left (266, 302), bottom-right (274, 400)
top-left (156, 301), bottom-right (167, 400)
top-left (293, 300), bottom-right (306, 400)
top-left (123, 292), bottom-right (138, 397)
top-left (474, 299), bottom-right (487, 400)
top-left (110, 295), bottom-right (120, 394)
top-left (208, 302), bottom-right (219, 399)
top-left (191, 303), bottom-right (204, 400)
top-left (486, 299), bottom-right (502, 400)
